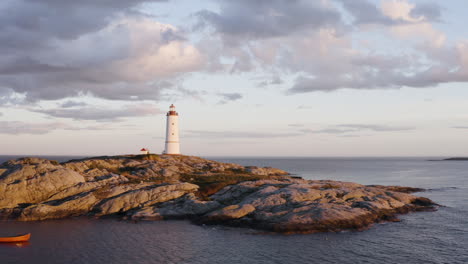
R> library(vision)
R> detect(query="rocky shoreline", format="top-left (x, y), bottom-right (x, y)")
top-left (0, 155), bottom-right (437, 233)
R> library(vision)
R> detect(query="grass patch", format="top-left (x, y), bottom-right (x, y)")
top-left (85, 161), bottom-right (129, 175)
top-left (133, 154), bottom-right (163, 161)
top-left (180, 174), bottom-right (270, 200)
top-left (87, 161), bottom-right (110, 170)
top-left (310, 183), bottom-right (341, 190)
top-left (320, 183), bottom-right (340, 189)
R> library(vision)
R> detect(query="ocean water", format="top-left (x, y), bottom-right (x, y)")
top-left (0, 156), bottom-right (467, 264)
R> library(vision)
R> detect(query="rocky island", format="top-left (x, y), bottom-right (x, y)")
top-left (0, 155), bottom-right (437, 233)
top-left (442, 157), bottom-right (468, 161)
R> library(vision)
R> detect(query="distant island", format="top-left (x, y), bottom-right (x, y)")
top-left (0, 155), bottom-right (437, 233)
top-left (443, 157), bottom-right (468, 161)
top-left (427, 157), bottom-right (468, 161)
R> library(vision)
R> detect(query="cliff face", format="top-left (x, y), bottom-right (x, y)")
top-left (0, 155), bottom-right (436, 233)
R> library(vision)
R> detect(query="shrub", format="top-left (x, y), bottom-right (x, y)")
top-left (180, 173), bottom-right (270, 200)
top-left (321, 183), bottom-right (340, 189)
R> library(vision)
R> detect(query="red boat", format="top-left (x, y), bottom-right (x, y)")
top-left (0, 233), bottom-right (31, 243)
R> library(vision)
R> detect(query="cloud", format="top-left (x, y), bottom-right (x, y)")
top-left (60, 100), bottom-right (88, 108)
top-left (218, 93), bottom-right (243, 104)
top-left (196, 0), bottom-right (342, 41)
top-left (314, 128), bottom-right (356, 134)
top-left (0, 1), bottom-right (203, 103)
top-left (0, 0), bottom-right (167, 42)
top-left (185, 130), bottom-right (302, 139)
top-left (338, 134), bottom-right (363, 138)
top-left (171, 86), bottom-right (208, 102)
top-left (380, 0), bottom-right (442, 23)
top-left (193, 0), bottom-right (468, 94)
top-left (288, 124), bottom-right (304, 127)
top-left (194, 0), bottom-right (345, 75)
top-left (337, 124), bottom-right (414, 132)
top-left (0, 121), bottom-right (62, 135)
top-left (337, 0), bottom-right (401, 26)
top-left (0, 0), bottom-right (466, 109)
top-left (0, 88), bottom-right (25, 106)
top-left (287, 40), bottom-right (468, 94)
top-left (297, 105), bottom-right (312, 110)
top-left (185, 123), bottom-right (414, 140)
top-left (257, 76), bottom-right (283, 88)
top-left (31, 104), bottom-right (162, 121)
top-left (312, 124), bottom-right (415, 135)
top-left (410, 3), bottom-right (442, 22)
top-left (0, 121), bottom-right (111, 135)
top-left (337, 0), bottom-right (442, 26)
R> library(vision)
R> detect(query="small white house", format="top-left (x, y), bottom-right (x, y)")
top-left (140, 148), bottom-right (149, 155)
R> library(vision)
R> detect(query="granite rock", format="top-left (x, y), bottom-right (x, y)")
top-left (0, 158), bottom-right (85, 208)
top-left (0, 155), bottom-right (436, 233)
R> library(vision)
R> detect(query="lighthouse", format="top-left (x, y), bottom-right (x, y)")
top-left (163, 104), bottom-right (180, 155)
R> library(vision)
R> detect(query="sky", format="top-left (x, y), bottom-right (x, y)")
top-left (1, 0), bottom-right (468, 157)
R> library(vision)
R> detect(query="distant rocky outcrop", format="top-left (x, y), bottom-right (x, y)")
top-left (442, 157), bottom-right (468, 161)
top-left (0, 155), bottom-right (437, 233)
top-left (427, 157), bottom-right (468, 161)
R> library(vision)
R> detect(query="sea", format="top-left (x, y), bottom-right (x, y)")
top-left (0, 156), bottom-right (467, 264)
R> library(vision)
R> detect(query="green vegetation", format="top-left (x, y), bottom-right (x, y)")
top-left (86, 161), bottom-right (120, 174)
top-left (133, 154), bottom-right (163, 161)
top-left (62, 155), bottom-right (287, 199)
top-left (320, 183), bottom-right (341, 189)
top-left (180, 174), bottom-right (271, 200)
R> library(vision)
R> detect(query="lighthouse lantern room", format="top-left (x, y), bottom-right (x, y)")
top-left (163, 104), bottom-right (181, 155)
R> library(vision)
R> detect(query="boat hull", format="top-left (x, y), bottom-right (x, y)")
top-left (0, 233), bottom-right (31, 243)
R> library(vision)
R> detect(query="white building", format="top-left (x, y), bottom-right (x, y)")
top-left (163, 104), bottom-right (181, 155)
top-left (140, 148), bottom-right (149, 155)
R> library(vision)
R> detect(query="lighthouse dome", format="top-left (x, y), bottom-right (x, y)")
top-left (167, 104), bottom-right (178, 116)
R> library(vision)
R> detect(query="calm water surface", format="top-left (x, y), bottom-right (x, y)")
top-left (0, 156), bottom-right (467, 264)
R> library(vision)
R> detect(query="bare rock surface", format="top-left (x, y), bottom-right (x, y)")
top-left (206, 204), bottom-right (256, 220)
top-left (0, 155), bottom-right (285, 219)
top-left (19, 192), bottom-right (98, 221)
top-left (0, 158), bottom-right (85, 208)
top-left (131, 193), bottom-right (221, 220)
top-left (63, 154), bottom-right (288, 182)
top-left (195, 179), bottom-right (436, 233)
top-left (0, 155), bottom-right (437, 233)
top-left (46, 174), bottom-right (128, 202)
top-left (95, 183), bottom-right (198, 216)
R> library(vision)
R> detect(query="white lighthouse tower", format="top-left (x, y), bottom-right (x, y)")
top-left (163, 104), bottom-right (181, 155)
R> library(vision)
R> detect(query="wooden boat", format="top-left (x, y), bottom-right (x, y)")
top-left (0, 233), bottom-right (31, 243)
